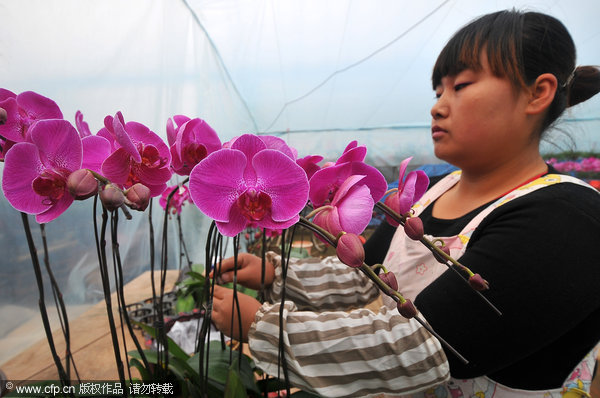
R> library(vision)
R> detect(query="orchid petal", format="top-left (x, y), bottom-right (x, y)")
top-left (313, 207), bottom-right (343, 237)
top-left (398, 170), bottom-right (429, 215)
top-left (258, 214), bottom-right (300, 231)
top-left (29, 120), bottom-right (82, 172)
top-left (0, 98), bottom-right (24, 142)
top-left (337, 184), bottom-right (374, 234)
top-left (189, 149), bottom-right (246, 222)
top-left (112, 112), bottom-right (141, 163)
top-left (136, 164), bottom-right (173, 190)
top-left (35, 193), bottom-right (74, 223)
top-left (2, 142), bottom-right (48, 214)
top-left (253, 149), bottom-right (309, 222)
top-left (75, 111), bottom-right (91, 137)
top-left (331, 174), bottom-right (366, 206)
top-left (166, 118), bottom-right (177, 146)
top-left (81, 135), bottom-right (112, 173)
top-left (102, 148), bottom-right (132, 185)
top-left (128, 121), bottom-right (170, 161)
top-left (309, 163), bottom-right (351, 206)
top-left (398, 156), bottom-right (413, 185)
top-left (0, 88), bottom-right (16, 101)
top-left (17, 91), bottom-right (63, 121)
top-left (215, 205), bottom-right (250, 237)
top-left (336, 145), bottom-right (367, 164)
top-left (349, 162), bottom-right (387, 202)
top-left (232, 134), bottom-right (266, 183)
top-left (258, 135), bottom-right (296, 159)
top-left (297, 155), bottom-right (323, 180)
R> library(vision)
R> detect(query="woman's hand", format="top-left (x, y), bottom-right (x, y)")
top-left (211, 285), bottom-right (262, 342)
top-left (211, 252), bottom-right (275, 290)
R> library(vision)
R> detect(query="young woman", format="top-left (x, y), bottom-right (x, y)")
top-left (211, 10), bottom-right (600, 397)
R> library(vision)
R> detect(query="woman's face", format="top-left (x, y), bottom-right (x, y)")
top-left (430, 53), bottom-right (533, 172)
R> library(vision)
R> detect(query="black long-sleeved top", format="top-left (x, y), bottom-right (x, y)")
top-left (365, 171), bottom-right (600, 390)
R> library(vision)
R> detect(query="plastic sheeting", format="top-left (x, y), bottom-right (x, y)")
top-left (0, 0), bottom-right (599, 361)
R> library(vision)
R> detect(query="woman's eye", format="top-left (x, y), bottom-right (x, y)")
top-left (454, 83), bottom-right (470, 91)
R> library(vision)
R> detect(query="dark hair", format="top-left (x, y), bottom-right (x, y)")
top-left (432, 10), bottom-right (600, 134)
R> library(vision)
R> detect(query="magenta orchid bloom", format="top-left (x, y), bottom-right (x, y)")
top-left (384, 157), bottom-right (429, 226)
top-left (0, 89), bottom-right (63, 144)
top-left (167, 117), bottom-right (221, 176)
top-left (2, 119), bottom-right (82, 223)
top-left (296, 154), bottom-right (324, 180)
top-left (312, 174), bottom-right (376, 237)
top-left (159, 184), bottom-right (192, 215)
top-left (309, 159), bottom-right (387, 208)
top-left (100, 112), bottom-right (172, 197)
top-left (189, 134), bottom-right (309, 237)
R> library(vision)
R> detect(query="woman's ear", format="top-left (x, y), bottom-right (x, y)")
top-left (525, 73), bottom-right (558, 115)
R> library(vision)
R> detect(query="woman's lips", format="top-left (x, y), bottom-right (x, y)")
top-left (431, 126), bottom-right (447, 140)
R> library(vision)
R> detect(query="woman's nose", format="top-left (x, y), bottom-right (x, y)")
top-left (430, 96), bottom-right (448, 119)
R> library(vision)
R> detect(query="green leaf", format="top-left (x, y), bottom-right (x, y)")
top-left (133, 320), bottom-right (190, 361)
top-left (224, 359), bottom-right (246, 398)
top-left (186, 270), bottom-right (206, 281)
top-left (175, 293), bottom-right (196, 313)
top-left (129, 357), bottom-right (152, 381)
top-left (188, 344), bottom-right (259, 393)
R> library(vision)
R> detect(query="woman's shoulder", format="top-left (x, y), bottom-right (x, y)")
top-left (480, 178), bottom-right (600, 232)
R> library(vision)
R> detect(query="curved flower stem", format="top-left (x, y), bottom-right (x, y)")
top-left (304, 205), bottom-right (334, 220)
top-left (370, 264), bottom-right (387, 274)
top-left (375, 202), bottom-right (502, 316)
top-left (297, 216), bottom-right (469, 365)
top-left (20, 213), bottom-right (70, 386)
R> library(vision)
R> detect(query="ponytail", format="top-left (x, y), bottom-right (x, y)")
top-left (567, 65), bottom-right (600, 107)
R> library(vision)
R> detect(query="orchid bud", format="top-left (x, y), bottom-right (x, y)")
top-left (99, 183), bottom-right (125, 211)
top-left (380, 271), bottom-right (398, 292)
top-left (397, 299), bottom-right (418, 319)
top-left (67, 169), bottom-right (98, 200)
top-left (383, 191), bottom-right (401, 227)
top-left (0, 107), bottom-right (6, 125)
top-left (125, 183), bottom-right (150, 211)
top-left (468, 273), bottom-right (490, 291)
top-left (336, 232), bottom-right (365, 268)
top-left (404, 216), bottom-right (424, 240)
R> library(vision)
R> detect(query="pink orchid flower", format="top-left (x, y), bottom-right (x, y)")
top-left (384, 157), bottom-right (429, 226)
top-left (309, 160), bottom-right (387, 208)
top-left (189, 134), bottom-right (309, 237)
top-left (2, 119), bottom-right (82, 223)
top-left (312, 174), bottom-right (376, 236)
top-left (167, 117), bottom-right (221, 176)
top-left (0, 89), bottom-right (63, 144)
top-left (100, 112), bottom-right (172, 197)
top-left (159, 184), bottom-right (192, 215)
top-left (309, 140), bottom-right (387, 209)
